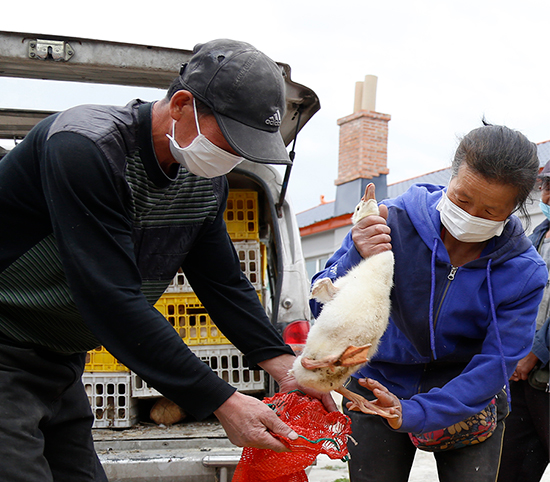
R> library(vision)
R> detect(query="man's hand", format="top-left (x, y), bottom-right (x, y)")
top-left (511, 352), bottom-right (540, 381)
top-left (277, 369), bottom-right (338, 413)
top-left (259, 354), bottom-right (338, 413)
top-left (351, 204), bottom-right (392, 259)
top-left (214, 353), bottom-right (338, 451)
top-left (355, 378), bottom-right (402, 429)
top-left (214, 391), bottom-right (298, 452)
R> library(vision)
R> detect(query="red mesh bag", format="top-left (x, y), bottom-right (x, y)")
top-left (232, 390), bottom-right (352, 482)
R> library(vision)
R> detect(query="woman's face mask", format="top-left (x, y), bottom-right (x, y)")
top-left (437, 191), bottom-right (508, 243)
top-left (166, 99), bottom-right (244, 178)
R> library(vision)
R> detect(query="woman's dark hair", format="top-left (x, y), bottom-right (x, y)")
top-left (451, 120), bottom-right (539, 220)
top-left (165, 76), bottom-right (213, 116)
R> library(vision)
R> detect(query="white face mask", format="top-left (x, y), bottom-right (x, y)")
top-left (166, 99), bottom-right (244, 178)
top-left (436, 191), bottom-right (508, 243)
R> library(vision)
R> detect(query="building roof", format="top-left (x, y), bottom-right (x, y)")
top-left (387, 168), bottom-right (451, 199)
top-left (296, 200), bottom-right (337, 228)
top-left (297, 139), bottom-right (550, 230)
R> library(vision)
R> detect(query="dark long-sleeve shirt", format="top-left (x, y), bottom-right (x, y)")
top-left (0, 99), bottom-right (293, 419)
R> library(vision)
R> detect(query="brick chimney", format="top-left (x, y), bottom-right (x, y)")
top-left (334, 75), bottom-right (391, 215)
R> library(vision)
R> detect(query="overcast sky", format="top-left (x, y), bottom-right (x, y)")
top-left (1, 0), bottom-right (549, 213)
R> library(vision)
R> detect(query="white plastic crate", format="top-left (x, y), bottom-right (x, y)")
top-left (199, 345), bottom-right (265, 391)
top-left (82, 373), bottom-right (138, 428)
top-left (234, 240), bottom-right (263, 290)
top-left (164, 268), bottom-right (193, 293)
top-left (131, 344), bottom-right (265, 398)
top-left (131, 372), bottom-right (161, 398)
top-left (164, 240), bottom-right (263, 293)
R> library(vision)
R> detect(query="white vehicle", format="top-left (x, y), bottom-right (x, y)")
top-left (0, 31), bottom-right (318, 481)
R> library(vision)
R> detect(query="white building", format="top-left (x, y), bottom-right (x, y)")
top-left (297, 76), bottom-right (550, 280)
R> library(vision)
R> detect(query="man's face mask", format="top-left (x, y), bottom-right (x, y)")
top-left (166, 98), bottom-right (244, 178)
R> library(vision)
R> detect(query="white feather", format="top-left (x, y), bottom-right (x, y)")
top-left (291, 197), bottom-right (394, 392)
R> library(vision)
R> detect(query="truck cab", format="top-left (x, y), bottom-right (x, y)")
top-left (0, 31), bottom-right (318, 480)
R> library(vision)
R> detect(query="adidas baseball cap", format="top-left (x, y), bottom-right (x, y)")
top-left (179, 39), bottom-right (290, 165)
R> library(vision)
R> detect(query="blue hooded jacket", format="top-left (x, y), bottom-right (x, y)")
top-left (311, 184), bottom-right (547, 433)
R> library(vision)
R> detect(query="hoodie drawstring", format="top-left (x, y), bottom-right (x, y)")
top-left (486, 259), bottom-right (512, 405)
top-left (429, 240), bottom-right (510, 405)
top-left (429, 239), bottom-right (438, 360)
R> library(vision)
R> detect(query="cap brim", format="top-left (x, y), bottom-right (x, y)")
top-left (214, 112), bottom-right (291, 165)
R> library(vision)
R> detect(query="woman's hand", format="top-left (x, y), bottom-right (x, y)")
top-left (351, 204), bottom-right (392, 259)
top-left (356, 378), bottom-right (403, 429)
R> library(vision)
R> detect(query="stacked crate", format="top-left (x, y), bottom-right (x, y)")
top-left (131, 345), bottom-right (265, 398)
top-left (83, 348), bottom-right (136, 428)
top-left (82, 372), bottom-right (137, 428)
top-left (84, 190), bottom-right (266, 427)
top-left (224, 189), bottom-right (259, 240)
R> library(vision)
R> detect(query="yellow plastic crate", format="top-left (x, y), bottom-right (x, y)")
top-left (155, 293), bottom-right (230, 345)
top-left (155, 291), bottom-right (262, 346)
top-left (85, 288), bottom-right (263, 372)
top-left (224, 190), bottom-right (259, 240)
top-left (85, 346), bottom-right (129, 373)
top-left (260, 242), bottom-right (267, 287)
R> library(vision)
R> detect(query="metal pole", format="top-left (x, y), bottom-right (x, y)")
top-left (276, 106), bottom-right (302, 218)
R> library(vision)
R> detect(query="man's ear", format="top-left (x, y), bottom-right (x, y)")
top-left (168, 90), bottom-right (193, 121)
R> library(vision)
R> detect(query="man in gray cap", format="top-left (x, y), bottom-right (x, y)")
top-left (0, 39), bottom-right (334, 481)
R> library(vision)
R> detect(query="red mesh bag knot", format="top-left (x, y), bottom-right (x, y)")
top-left (232, 390), bottom-right (352, 482)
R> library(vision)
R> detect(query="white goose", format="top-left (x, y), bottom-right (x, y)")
top-left (291, 183), bottom-right (397, 417)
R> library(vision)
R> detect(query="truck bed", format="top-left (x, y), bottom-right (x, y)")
top-left (93, 420), bottom-right (241, 482)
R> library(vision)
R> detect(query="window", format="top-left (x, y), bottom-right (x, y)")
top-left (305, 255), bottom-right (331, 281)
